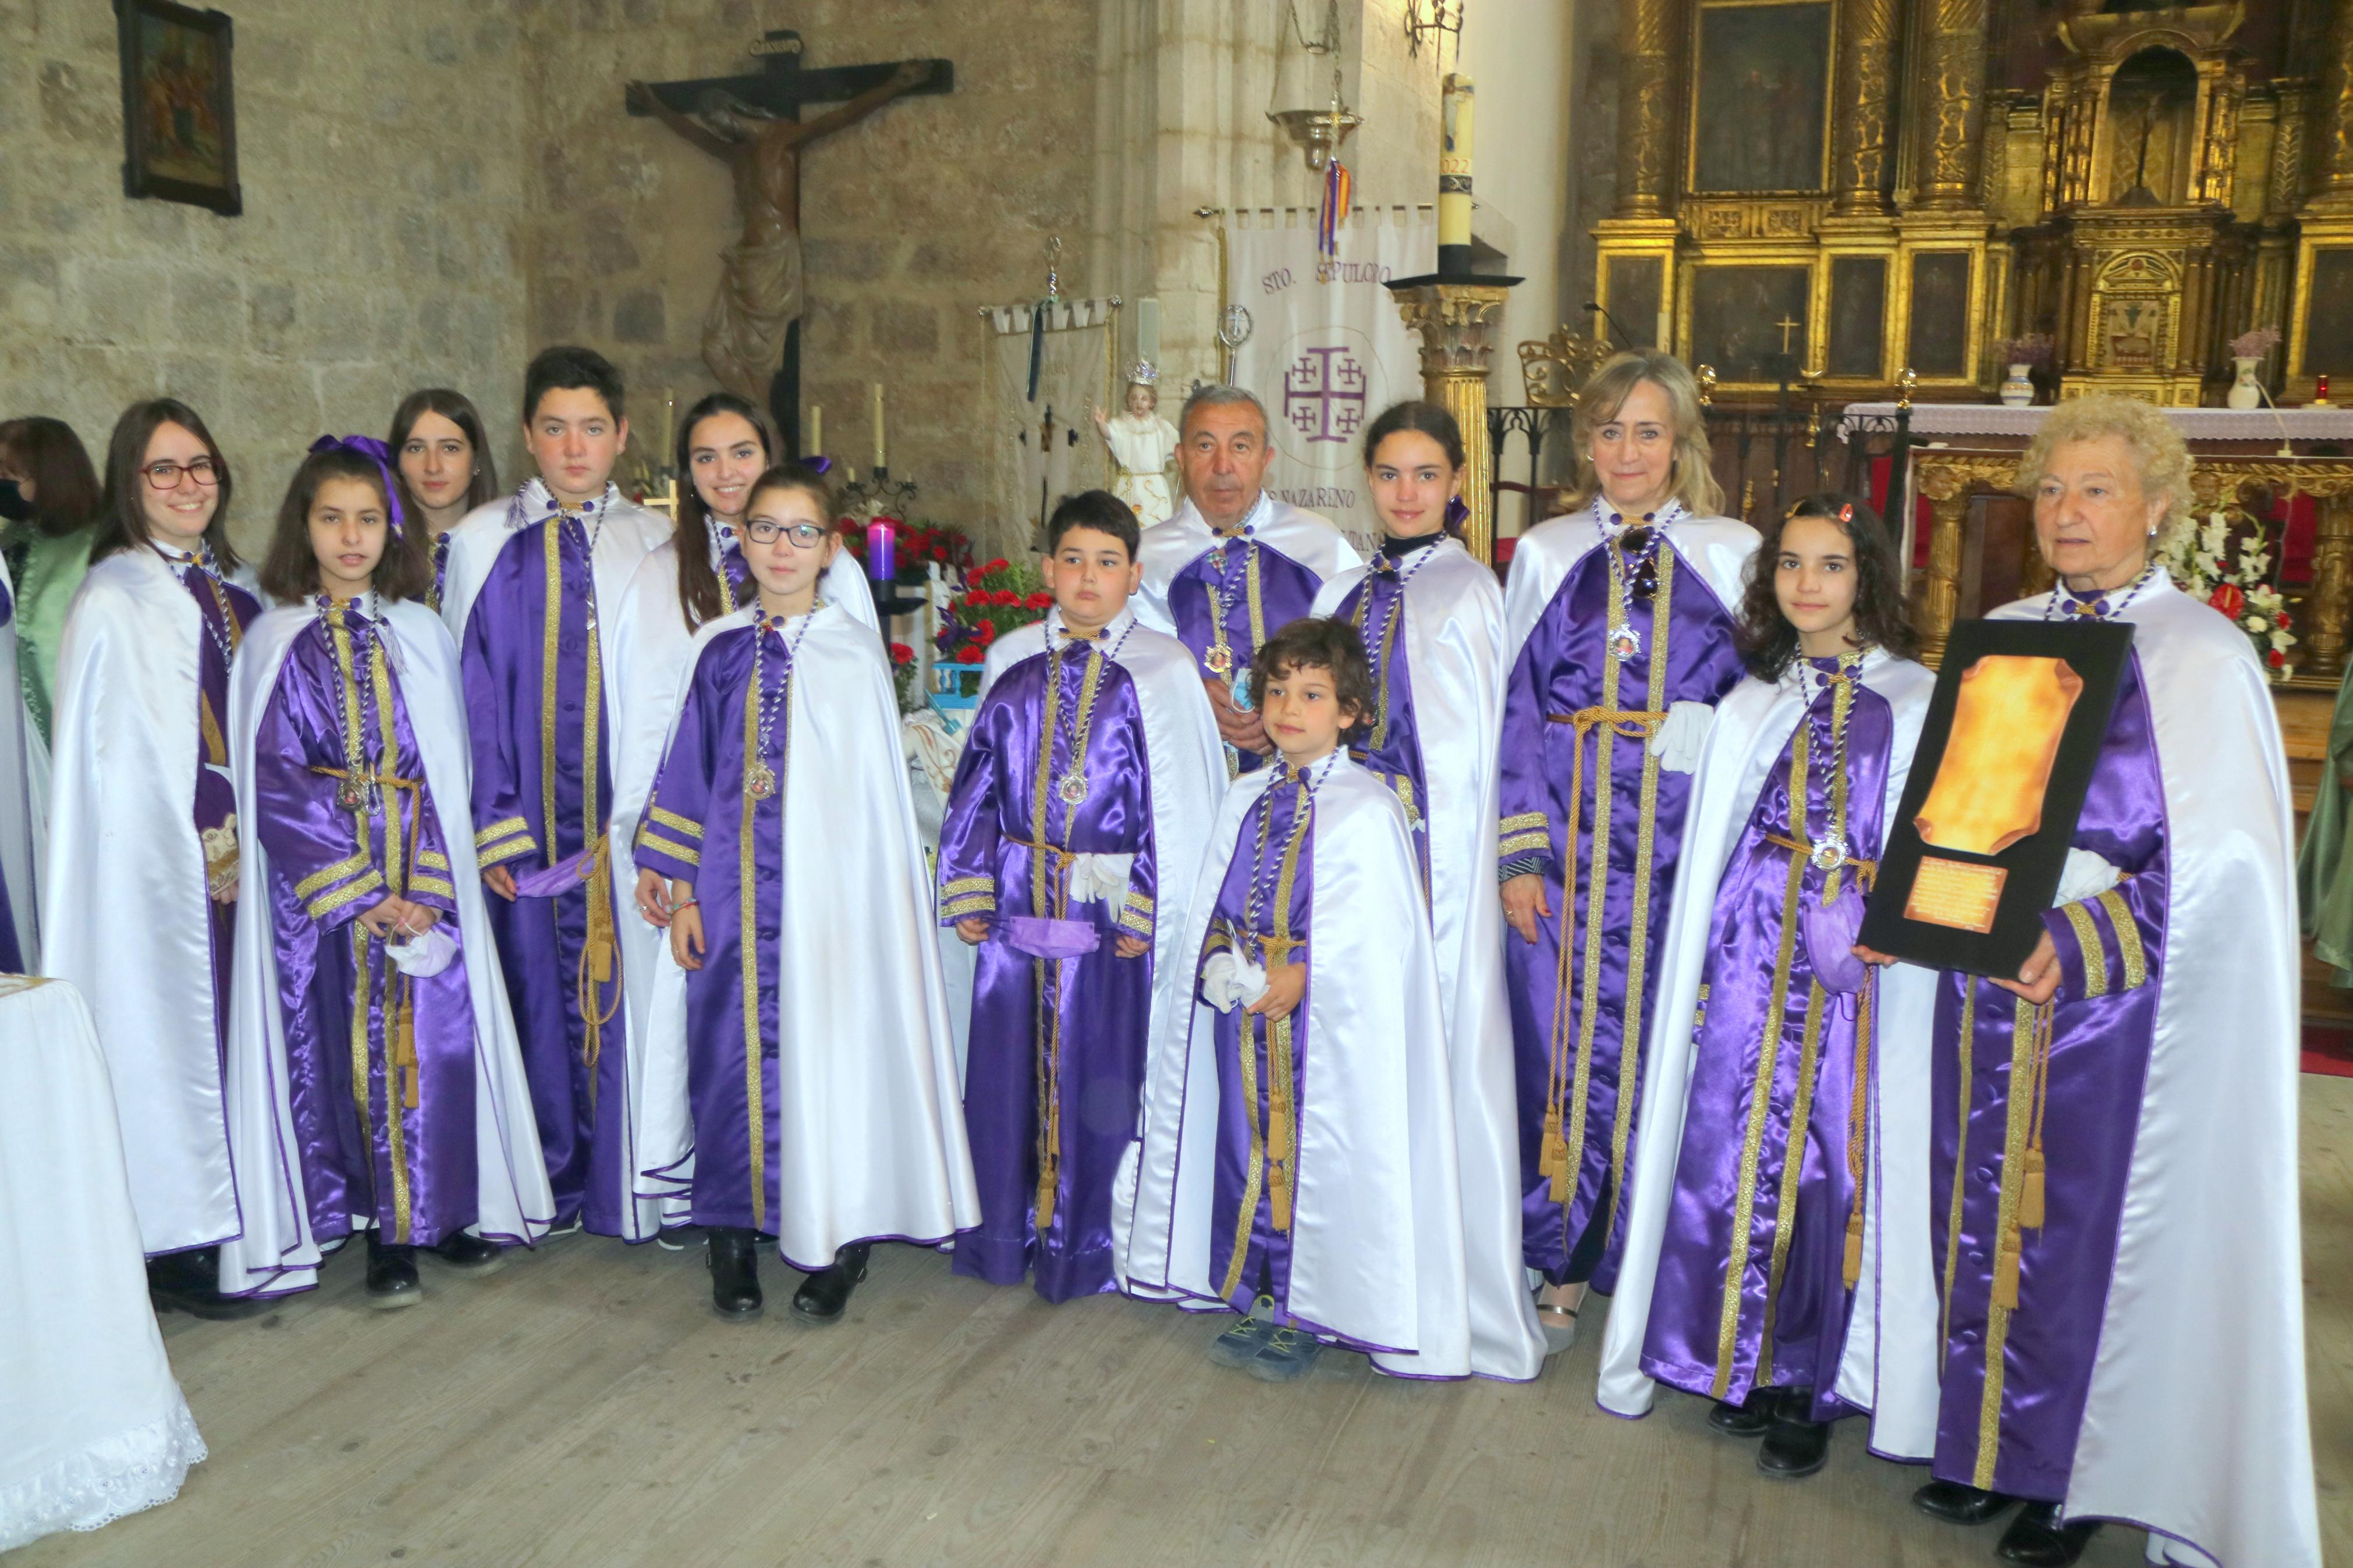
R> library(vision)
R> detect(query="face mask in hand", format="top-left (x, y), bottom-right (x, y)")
top-left (0, 481), bottom-right (31, 524)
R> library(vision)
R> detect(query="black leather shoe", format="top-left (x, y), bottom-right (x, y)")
top-left (1996, 1503), bottom-right (2102, 1566)
top-left (707, 1228), bottom-right (764, 1321)
top-left (1912, 1480), bottom-right (2022, 1526)
top-left (1755, 1411), bottom-right (1831, 1480)
top-left (428, 1231), bottom-right (505, 1275)
top-left (147, 1247), bottom-right (272, 1321)
top-left (790, 1241), bottom-right (872, 1324)
top-left (364, 1234), bottom-right (422, 1309)
top-left (1707, 1389), bottom-right (1780, 1438)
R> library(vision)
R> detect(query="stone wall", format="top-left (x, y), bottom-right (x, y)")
top-left (519, 0), bottom-right (1099, 542)
top-left (0, 0), bottom-right (531, 557)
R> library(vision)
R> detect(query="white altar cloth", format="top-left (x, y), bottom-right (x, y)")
top-left (0, 974), bottom-right (205, 1551)
top-left (1837, 401), bottom-right (2353, 443)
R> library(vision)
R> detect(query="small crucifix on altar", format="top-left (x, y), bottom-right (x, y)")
top-left (627, 31), bottom-right (953, 456)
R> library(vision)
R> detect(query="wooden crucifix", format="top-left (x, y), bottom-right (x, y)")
top-left (627, 32), bottom-right (953, 456)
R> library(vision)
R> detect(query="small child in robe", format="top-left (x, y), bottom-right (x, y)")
top-left (1119, 618), bottom-right (1473, 1381)
top-left (937, 489), bottom-right (1225, 1302)
top-left (219, 439), bottom-right (552, 1306)
top-left (633, 465), bottom-right (977, 1324)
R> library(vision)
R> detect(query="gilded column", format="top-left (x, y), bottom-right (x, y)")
top-left (2308, 491), bottom-right (2353, 681)
top-left (1915, 0), bottom-right (1992, 210)
top-left (1832, 0), bottom-right (1900, 213)
top-left (1390, 284), bottom-right (1514, 565)
top-left (1614, 0), bottom-right (1679, 218)
top-left (1913, 463), bottom-right (1972, 666)
top-left (2309, 0), bottom-right (2353, 207)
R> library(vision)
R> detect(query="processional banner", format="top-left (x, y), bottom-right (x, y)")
top-left (1227, 207), bottom-right (1436, 556)
top-left (979, 297), bottom-right (1118, 561)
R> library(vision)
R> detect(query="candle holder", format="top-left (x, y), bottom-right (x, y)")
top-left (840, 468), bottom-right (926, 642)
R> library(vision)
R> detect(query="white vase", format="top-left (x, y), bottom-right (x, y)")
top-left (2000, 364), bottom-right (2035, 407)
top-left (2227, 355), bottom-right (2263, 410)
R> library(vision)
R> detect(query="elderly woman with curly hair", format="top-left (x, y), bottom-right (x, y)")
top-left (1903, 396), bottom-right (2316, 1568)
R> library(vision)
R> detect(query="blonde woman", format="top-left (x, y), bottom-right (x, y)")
top-left (1495, 351), bottom-right (1759, 1353)
top-left (1898, 396), bottom-right (2314, 1568)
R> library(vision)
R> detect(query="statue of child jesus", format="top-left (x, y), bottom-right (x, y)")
top-left (1093, 361), bottom-right (1180, 527)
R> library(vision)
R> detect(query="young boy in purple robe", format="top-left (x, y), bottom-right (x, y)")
top-left (1593, 495), bottom-right (1941, 1480)
top-left (938, 490), bottom-right (1224, 1303)
top-left (1120, 618), bottom-right (1471, 1382)
top-left (437, 347), bottom-right (671, 1237)
top-left (219, 440), bottom-right (552, 1305)
top-left (636, 466), bottom-right (977, 1324)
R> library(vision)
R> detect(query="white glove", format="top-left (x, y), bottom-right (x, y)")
top-left (2053, 848), bottom-right (2121, 906)
top-left (1201, 951), bottom-right (1269, 1013)
top-left (1647, 699), bottom-right (1714, 774)
top-left (1067, 852), bottom-right (1136, 905)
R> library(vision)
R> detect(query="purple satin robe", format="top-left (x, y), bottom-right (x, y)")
top-left (458, 515), bottom-right (629, 1233)
top-left (253, 604), bottom-right (485, 1247)
top-left (183, 561), bottom-right (260, 1057)
top-left (1500, 537), bottom-right (1746, 1291)
top-left (1640, 663), bottom-right (1895, 1416)
top-left (1167, 537), bottom-right (1325, 772)
top-left (634, 620), bottom-right (800, 1238)
top-left (1928, 659), bottom-right (2168, 1502)
top-left (935, 639), bottom-right (1159, 1302)
top-left (1204, 770), bottom-right (1323, 1327)
top-left (1333, 553), bottom-right (1431, 890)
top-left (427, 533), bottom-right (451, 615)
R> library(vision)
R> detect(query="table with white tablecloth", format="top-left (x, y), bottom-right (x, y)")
top-left (0, 973), bottom-right (205, 1552)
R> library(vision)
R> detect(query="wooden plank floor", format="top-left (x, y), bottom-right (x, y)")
top-left (21, 1079), bottom-right (2353, 1568)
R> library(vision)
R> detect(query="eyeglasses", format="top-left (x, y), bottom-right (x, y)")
top-left (143, 458), bottom-right (222, 490)
top-left (744, 518), bottom-right (828, 549)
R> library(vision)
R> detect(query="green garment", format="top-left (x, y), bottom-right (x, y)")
top-left (1, 523), bottom-right (95, 744)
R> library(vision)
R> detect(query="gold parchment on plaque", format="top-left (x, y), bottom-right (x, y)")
top-left (1913, 656), bottom-right (2084, 855)
top-left (1904, 857), bottom-right (2007, 933)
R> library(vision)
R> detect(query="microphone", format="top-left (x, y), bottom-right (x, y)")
top-left (1585, 301), bottom-right (1635, 350)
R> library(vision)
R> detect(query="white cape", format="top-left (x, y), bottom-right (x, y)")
top-left (601, 539), bottom-right (877, 1240)
top-left (216, 602), bottom-right (556, 1293)
top-left (634, 602), bottom-right (980, 1265)
top-left (1117, 758), bottom-right (1471, 1377)
top-left (1596, 648), bottom-right (1942, 1459)
top-left (1312, 541), bottom-right (1546, 1381)
top-left (1501, 508), bottom-right (1760, 663)
top-left (1133, 494), bottom-right (1365, 639)
top-left (40, 550), bottom-right (239, 1254)
top-left (1992, 577), bottom-right (2317, 1568)
top-left (0, 549), bottom-right (44, 968)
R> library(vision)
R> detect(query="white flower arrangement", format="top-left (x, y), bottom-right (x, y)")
top-left (2159, 507), bottom-right (2296, 675)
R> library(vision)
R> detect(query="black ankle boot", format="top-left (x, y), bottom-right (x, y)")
top-left (707, 1227), bottom-right (764, 1321)
top-left (428, 1231), bottom-right (504, 1275)
top-left (364, 1232), bottom-right (422, 1309)
top-left (1913, 1479), bottom-right (2021, 1526)
top-left (1754, 1388), bottom-right (1829, 1479)
top-left (1706, 1388), bottom-right (1779, 1438)
top-left (1996, 1502), bottom-right (2102, 1566)
top-left (147, 1246), bottom-right (271, 1321)
top-left (790, 1240), bottom-right (872, 1323)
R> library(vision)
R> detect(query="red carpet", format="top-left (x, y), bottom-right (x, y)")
top-left (2304, 1023), bottom-right (2353, 1079)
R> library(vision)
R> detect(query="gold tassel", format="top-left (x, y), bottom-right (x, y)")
top-left (1991, 1228), bottom-right (2021, 1311)
top-left (2017, 1147), bottom-right (2046, 1231)
top-left (1034, 1161), bottom-right (1057, 1234)
top-left (395, 980), bottom-right (421, 1110)
top-left (1843, 1205), bottom-right (1865, 1290)
top-left (1541, 1108), bottom-right (1570, 1202)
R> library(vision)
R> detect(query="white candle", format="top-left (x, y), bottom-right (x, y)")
top-left (661, 389), bottom-right (675, 464)
top-left (872, 383), bottom-right (887, 470)
top-left (1439, 74), bottom-right (1474, 250)
top-left (808, 404), bottom-right (822, 457)
top-left (1138, 297), bottom-right (1160, 365)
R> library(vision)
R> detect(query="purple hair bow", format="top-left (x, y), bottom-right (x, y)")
top-left (802, 454), bottom-right (832, 476)
top-left (1445, 495), bottom-right (1470, 536)
top-left (310, 433), bottom-right (408, 534)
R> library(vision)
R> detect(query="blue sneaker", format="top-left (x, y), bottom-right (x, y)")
top-left (1208, 1295), bottom-right (1279, 1367)
top-left (1245, 1324), bottom-right (1326, 1382)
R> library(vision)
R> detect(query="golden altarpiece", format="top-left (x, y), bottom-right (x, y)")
top-left (1590, 0), bottom-right (2353, 406)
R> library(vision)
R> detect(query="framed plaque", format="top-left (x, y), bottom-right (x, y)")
top-left (1858, 617), bottom-right (2136, 977)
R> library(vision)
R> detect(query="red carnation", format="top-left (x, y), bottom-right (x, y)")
top-left (977, 620), bottom-right (998, 643)
top-left (2269, 648), bottom-right (2287, 668)
top-left (2208, 582), bottom-right (2245, 618)
top-left (982, 557), bottom-right (1010, 575)
top-left (889, 642), bottom-right (913, 666)
top-left (2277, 611), bottom-right (2293, 629)
top-left (1025, 591), bottom-right (1053, 610)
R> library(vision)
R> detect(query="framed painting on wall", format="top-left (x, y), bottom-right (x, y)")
top-left (116, 0), bottom-right (242, 216)
top-left (1690, 1), bottom-right (1833, 194)
top-left (1690, 265), bottom-right (1811, 382)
